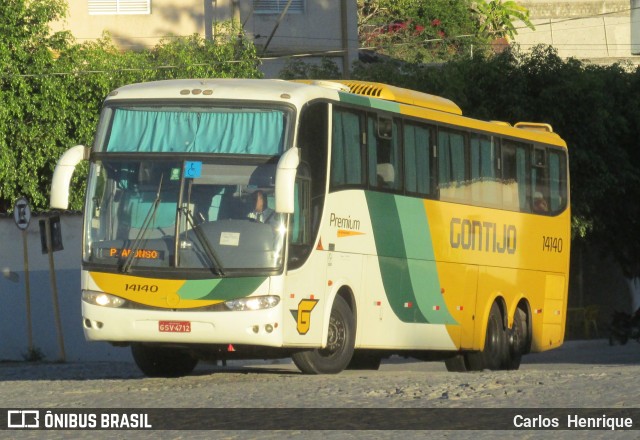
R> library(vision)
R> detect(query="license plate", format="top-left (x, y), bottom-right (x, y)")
top-left (159, 321), bottom-right (191, 333)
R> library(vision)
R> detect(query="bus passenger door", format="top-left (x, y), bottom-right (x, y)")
top-left (281, 176), bottom-right (328, 348)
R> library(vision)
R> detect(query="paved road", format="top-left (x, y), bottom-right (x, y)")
top-left (1, 339), bottom-right (639, 439)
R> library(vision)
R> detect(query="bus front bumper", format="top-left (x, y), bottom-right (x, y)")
top-left (81, 301), bottom-right (284, 347)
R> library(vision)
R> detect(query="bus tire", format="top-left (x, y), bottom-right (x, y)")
top-left (444, 354), bottom-right (468, 372)
top-left (505, 308), bottom-right (528, 370)
top-left (466, 303), bottom-right (507, 371)
top-left (131, 343), bottom-right (198, 378)
top-left (292, 296), bottom-right (355, 374)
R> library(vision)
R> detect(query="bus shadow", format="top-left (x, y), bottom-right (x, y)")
top-left (522, 339), bottom-right (640, 366)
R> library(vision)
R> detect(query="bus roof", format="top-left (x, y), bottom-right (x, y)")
top-left (104, 78), bottom-right (566, 148)
top-left (104, 78), bottom-right (340, 107)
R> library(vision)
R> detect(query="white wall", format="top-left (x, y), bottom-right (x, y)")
top-left (0, 214), bottom-right (131, 362)
top-left (514, 0), bottom-right (637, 63)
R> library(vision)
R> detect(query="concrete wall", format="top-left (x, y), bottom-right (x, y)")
top-left (55, 0), bottom-right (359, 78)
top-left (513, 0), bottom-right (638, 63)
top-left (53, 0), bottom-right (207, 50)
top-left (0, 214), bottom-right (130, 362)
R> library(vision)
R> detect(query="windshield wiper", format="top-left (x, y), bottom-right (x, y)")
top-left (120, 175), bottom-right (163, 273)
top-left (181, 206), bottom-right (226, 277)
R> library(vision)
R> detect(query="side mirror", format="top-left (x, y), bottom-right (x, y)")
top-left (275, 147), bottom-right (299, 213)
top-left (50, 145), bottom-right (89, 209)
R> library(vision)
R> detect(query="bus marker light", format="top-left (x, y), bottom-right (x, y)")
top-left (265, 324), bottom-right (274, 333)
top-left (456, 306), bottom-right (464, 311)
top-left (404, 302), bottom-right (412, 308)
top-left (228, 344), bottom-right (235, 352)
top-left (310, 294), bottom-right (315, 300)
top-left (290, 294), bottom-right (295, 299)
top-left (441, 288), bottom-right (445, 294)
top-left (327, 280), bottom-right (333, 286)
top-left (535, 309), bottom-right (543, 314)
top-left (375, 301), bottom-right (381, 306)
top-left (433, 305), bottom-right (440, 311)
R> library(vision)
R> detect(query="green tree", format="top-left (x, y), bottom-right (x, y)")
top-left (358, 0), bottom-right (486, 63)
top-left (0, 0), bottom-right (73, 212)
top-left (472, 0), bottom-right (535, 39)
top-left (279, 57), bottom-right (342, 80)
top-left (0, 2), bottom-right (262, 213)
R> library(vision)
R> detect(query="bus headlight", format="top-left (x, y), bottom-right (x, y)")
top-left (225, 295), bottom-right (280, 311)
top-left (82, 291), bottom-right (126, 308)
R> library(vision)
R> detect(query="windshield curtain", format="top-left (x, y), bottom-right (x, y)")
top-left (105, 108), bottom-right (285, 154)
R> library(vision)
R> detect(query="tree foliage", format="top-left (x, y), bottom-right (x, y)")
top-left (472, 0), bottom-right (535, 39)
top-left (358, 0), bottom-right (486, 62)
top-left (0, 0), bottom-right (261, 213)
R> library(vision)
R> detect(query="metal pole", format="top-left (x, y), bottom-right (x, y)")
top-left (45, 217), bottom-right (66, 362)
top-left (261, 0), bottom-right (294, 56)
top-left (22, 229), bottom-right (32, 353)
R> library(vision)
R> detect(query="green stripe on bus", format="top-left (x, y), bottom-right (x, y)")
top-left (395, 197), bottom-right (456, 324)
top-left (338, 92), bottom-right (400, 113)
top-left (365, 191), bottom-right (427, 323)
top-left (178, 277), bottom-right (267, 301)
top-left (366, 192), bottom-right (457, 325)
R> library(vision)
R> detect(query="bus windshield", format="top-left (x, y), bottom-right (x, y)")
top-left (85, 158), bottom-right (286, 274)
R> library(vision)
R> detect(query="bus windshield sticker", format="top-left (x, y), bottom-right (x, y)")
top-left (220, 232), bottom-right (240, 246)
top-left (184, 161), bottom-right (202, 178)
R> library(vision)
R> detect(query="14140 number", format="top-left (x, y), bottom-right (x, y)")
top-left (542, 235), bottom-right (563, 253)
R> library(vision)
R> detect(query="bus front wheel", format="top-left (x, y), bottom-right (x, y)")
top-left (292, 296), bottom-right (355, 374)
top-left (131, 343), bottom-right (198, 378)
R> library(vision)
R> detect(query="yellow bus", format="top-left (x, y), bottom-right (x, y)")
top-left (51, 79), bottom-right (570, 376)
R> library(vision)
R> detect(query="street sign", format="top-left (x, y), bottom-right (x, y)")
top-left (13, 197), bottom-right (31, 230)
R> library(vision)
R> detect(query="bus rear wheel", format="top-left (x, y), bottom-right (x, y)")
top-left (504, 308), bottom-right (529, 370)
top-left (465, 303), bottom-right (508, 371)
top-left (292, 296), bottom-right (355, 374)
top-left (444, 354), bottom-right (469, 372)
top-left (131, 343), bottom-right (198, 378)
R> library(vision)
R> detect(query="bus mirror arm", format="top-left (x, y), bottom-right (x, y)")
top-left (50, 145), bottom-right (89, 210)
top-left (275, 147), bottom-right (300, 214)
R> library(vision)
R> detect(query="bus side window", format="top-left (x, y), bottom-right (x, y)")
top-left (501, 141), bottom-right (529, 212)
top-left (470, 134), bottom-right (499, 207)
top-left (548, 150), bottom-right (568, 213)
top-left (331, 109), bottom-right (364, 188)
top-left (404, 122), bottom-right (433, 196)
top-left (437, 128), bottom-right (466, 202)
top-left (368, 116), bottom-right (401, 191)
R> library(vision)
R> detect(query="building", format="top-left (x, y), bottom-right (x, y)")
top-left (513, 0), bottom-right (640, 65)
top-left (52, 0), bottom-right (359, 77)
